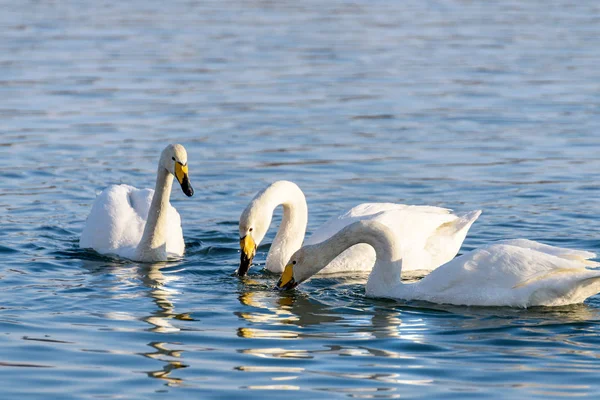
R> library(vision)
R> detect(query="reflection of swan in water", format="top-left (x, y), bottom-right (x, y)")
top-left (410, 301), bottom-right (600, 332)
top-left (236, 284), bottom-right (349, 339)
top-left (143, 341), bottom-right (188, 386)
top-left (234, 283), bottom-right (600, 391)
top-left (78, 259), bottom-right (191, 386)
top-left (138, 263), bottom-right (194, 333)
top-left (137, 263), bottom-right (192, 386)
top-left (235, 285), bottom-right (416, 354)
top-left (235, 281), bottom-right (600, 352)
top-left (368, 307), bottom-right (403, 340)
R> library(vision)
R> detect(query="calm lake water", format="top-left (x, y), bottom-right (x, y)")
top-left (2, 0), bottom-right (600, 398)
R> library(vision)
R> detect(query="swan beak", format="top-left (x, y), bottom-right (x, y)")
top-left (238, 234), bottom-right (256, 276)
top-left (276, 264), bottom-right (297, 291)
top-left (175, 163), bottom-right (194, 197)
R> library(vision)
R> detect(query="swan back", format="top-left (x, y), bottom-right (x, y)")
top-left (402, 242), bottom-right (600, 307)
top-left (305, 204), bottom-right (480, 274)
top-left (495, 239), bottom-right (598, 266)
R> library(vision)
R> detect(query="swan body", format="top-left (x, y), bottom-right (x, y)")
top-left (80, 185), bottom-right (185, 260)
top-left (237, 180), bottom-right (481, 277)
top-left (278, 221), bottom-right (600, 308)
top-left (80, 144), bottom-right (194, 262)
top-left (304, 203), bottom-right (481, 276)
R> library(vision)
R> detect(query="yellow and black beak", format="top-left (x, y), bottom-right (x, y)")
top-left (276, 263), bottom-right (297, 291)
top-left (238, 234), bottom-right (256, 276)
top-left (175, 162), bottom-right (194, 197)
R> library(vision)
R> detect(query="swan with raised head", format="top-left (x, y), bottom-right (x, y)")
top-left (237, 180), bottom-right (481, 277)
top-left (80, 144), bottom-right (194, 262)
top-left (277, 220), bottom-right (600, 307)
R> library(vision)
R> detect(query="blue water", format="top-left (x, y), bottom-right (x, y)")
top-left (2, 0), bottom-right (600, 398)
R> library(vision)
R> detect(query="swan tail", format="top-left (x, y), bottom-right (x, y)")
top-left (423, 210), bottom-right (482, 270)
top-left (516, 269), bottom-right (600, 306)
top-left (561, 255), bottom-right (600, 267)
top-left (434, 209), bottom-right (481, 241)
top-left (450, 210), bottom-right (481, 234)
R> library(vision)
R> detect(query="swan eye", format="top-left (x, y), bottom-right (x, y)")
top-left (292, 261), bottom-right (296, 265)
top-left (249, 228), bottom-right (253, 232)
top-left (172, 157), bottom-right (176, 161)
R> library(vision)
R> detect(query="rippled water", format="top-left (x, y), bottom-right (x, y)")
top-left (2, 0), bottom-right (600, 398)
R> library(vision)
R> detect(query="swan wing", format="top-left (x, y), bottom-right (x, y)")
top-left (420, 210), bottom-right (481, 269)
top-left (79, 185), bottom-right (148, 257)
top-left (494, 239), bottom-right (598, 266)
top-left (80, 184), bottom-right (185, 258)
top-left (305, 203), bottom-right (480, 274)
top-left (305, 203), bottom-right (415, 245)
top-left (410, 242), bottom-right (600, 307)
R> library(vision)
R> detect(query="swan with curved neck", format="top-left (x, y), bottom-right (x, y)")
top-left (80, 144), bottom-right (194, 262)
top-left (238, 181), bottom-right (307, 275)
top-left (237, 180), bottom-right (481, 277)
top-left (277, 220), bottom-right (600, 307)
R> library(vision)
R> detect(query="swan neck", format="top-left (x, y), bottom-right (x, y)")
top-left (309, 223), bottom-right (403, 287)
top-left (137, 167), bottom-right (174, 260)
top-left (265, 184), bottom-right (308, 272)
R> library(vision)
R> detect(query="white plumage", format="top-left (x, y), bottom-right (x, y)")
top-left (390, 240), bottom-right (600, 307)
top-left (79, 185), bottom-right (184, 260)
top-left (282, 221), bottom-right (600, 308)
top-left (238, 180), bottom-right (481, 276)
top-left (79, 144), bottom-right (193, 262)
top-left (305, 203), bottom-right (482, 275)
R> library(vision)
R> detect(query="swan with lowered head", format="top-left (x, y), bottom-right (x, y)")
top-left (80, 144), bottom-right (194, 262)
top-left (277, 220), bottom-right (600, 307)
top-left (238, 180), bottom-right (481, 277)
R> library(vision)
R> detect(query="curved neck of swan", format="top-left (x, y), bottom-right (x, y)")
top-left (264, 184), bottom-right (308, 273)
top-left (137, 166), bottom-right (173, 261)
top-left (304, 222), bottom-right (403, 290)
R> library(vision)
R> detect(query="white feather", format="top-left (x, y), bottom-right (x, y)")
top-left (288, 220), bottom-right (600, 307)
top-left (305, 203), bottom-right (481, 275)
top-left (80, 185), bottom-right (184, 260)
top-left (80, 144), bottom-right (191, 262)
top-left (240, 181), bottom-right (481, 275)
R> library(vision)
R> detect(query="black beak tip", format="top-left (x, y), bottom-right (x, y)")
top-left (181, 177), bottom-right (194, 197)
top-left (238, 252), bottom-right (253, 277)
top-left (275, 278), bottom-right (297, 291)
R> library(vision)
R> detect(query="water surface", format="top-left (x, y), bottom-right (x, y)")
top-left (2, 0), bottom-right (600, 398)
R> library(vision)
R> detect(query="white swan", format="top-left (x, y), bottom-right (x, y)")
top-left (237, 180), bottom-right (481, 277)
top-left (277, 220), bottom-right (600, 307)
top-left (79, 144), bottom-right (194, 262)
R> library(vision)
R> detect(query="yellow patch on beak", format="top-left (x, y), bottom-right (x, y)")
top-left (240, 234), bottom-right (256, 258)
top-left (279, 264), bottom-right (294, 288)
top-left (175, 162), bottom-right (188, 185)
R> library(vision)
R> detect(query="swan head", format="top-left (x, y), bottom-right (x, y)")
top-left (276, 246), bottom-right (318, 291)
top-left (237, 199), bottom-right (272, 276)
top-left (161, 144), bottom-right (194, 197)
